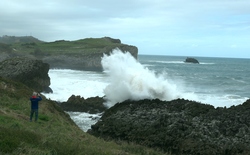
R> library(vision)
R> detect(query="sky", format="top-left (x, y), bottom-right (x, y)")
top-left (1, 0), bottom-right (250, 58)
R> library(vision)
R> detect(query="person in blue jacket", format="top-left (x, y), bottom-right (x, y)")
top-left (30, 92), bottom-right (42, 122)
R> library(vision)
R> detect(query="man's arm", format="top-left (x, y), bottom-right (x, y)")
top-left (37, 94), bottom-right (42, 101)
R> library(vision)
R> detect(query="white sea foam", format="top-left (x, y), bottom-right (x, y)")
top-left (66, 112), bottom-right (101, 132)
top-left (101, 49), bottom-right (197, 107)
top-left (42, 69), bottom-right (108, 102)
top-left (196, 94), bottom-right (248, 108)
top-left (154, 60), bottom-right (214, 65)
top-left (42, 51), bottom-right (198, 108)
top-left (199, 62), bottom-right (215, 65)
top-left (155, 60), bottom-right (185, 64)
top-left (41, 53), bottom-right (249, 131)
top-left (42, 52), bottom-right (247, 108)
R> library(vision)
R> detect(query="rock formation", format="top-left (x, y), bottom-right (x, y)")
top-left (60, 95), bottom-right (107, 114)
top-left (41, 40), bottom-right (138, 71)
top-left (88, 98), bottom-right (250, 155)
top-left (0, 57), bottom-right (52, 93)
top-left (184, 57), bottom-right (199, 64)
top-left (0, 36), bottom-right (138, 71)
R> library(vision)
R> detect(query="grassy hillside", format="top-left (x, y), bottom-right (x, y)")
top-left (0, 76), bottom-right (167, 155)
top-left (2, 37), bottom-right (133, 57)
top-left (0, 35), bottom-right (43, 44)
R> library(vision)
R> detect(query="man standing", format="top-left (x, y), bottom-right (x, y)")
top-left (30, 92), bottom-right (42, 122)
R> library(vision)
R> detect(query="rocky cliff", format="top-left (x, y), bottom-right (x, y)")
top-left (0, 57), bottom-right (51, 93)
top-left (60, 95), bottom-right (107, 114)
top-left (88, 98), bottom-right (250, 155)
top-left (0, 36), bottom-right (138, 71)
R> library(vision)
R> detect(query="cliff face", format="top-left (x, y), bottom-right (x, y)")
top-left (0, 36), bottom-right (138, 71)
top-left (42, 45), bottom-right (138, 71)
top-left (0, 57), bottom-right (51, 93)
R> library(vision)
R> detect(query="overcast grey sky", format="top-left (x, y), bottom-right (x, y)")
top-left (1, 0), bottom-right (250, 58)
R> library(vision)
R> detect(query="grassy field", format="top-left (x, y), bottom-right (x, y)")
top-left (9, 37), bottom-right (128, 56)
top-left (0, 76), bottom-right (167, 155)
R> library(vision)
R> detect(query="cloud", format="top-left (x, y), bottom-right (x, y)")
top-left (1, 0), bottom-right (250, 58)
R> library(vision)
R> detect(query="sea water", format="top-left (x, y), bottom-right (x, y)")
top-left (42, 50), bottom-right (250, 131)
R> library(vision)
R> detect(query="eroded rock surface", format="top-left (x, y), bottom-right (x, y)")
top-left (88, 98), bottom-right (250, 155)
top-left (0, 57), bottom-right (51, 93)
top-left (60, 95), bottom-right (107, 114)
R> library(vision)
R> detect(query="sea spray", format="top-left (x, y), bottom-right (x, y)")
top-left (101, 49), bottom-right (187, 107)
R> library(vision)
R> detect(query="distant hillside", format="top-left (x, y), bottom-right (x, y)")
top-left (0, 42), bottom-right (12, 52)
top-left (0, 36), bottom-right (138, 71)
top-left (0, 35), bottom-right (44, 44)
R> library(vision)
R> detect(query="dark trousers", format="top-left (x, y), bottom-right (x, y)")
top-left (30, 109), bottom-right (38, 121)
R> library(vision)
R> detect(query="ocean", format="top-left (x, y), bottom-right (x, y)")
top-left (42, 50), bottom-right (250, 131)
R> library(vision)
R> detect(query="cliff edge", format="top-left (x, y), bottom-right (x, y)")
top-left (0, 36), bottom-right (138, 71)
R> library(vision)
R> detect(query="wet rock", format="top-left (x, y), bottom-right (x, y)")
top-left (184, 57), bottom-right (199, 64)
top-left (60, 95), bottom-right (107, 114)
top-left (0, 57), bottom-right (52, 93)
top-left (88, 98), bottom-right (250, 155)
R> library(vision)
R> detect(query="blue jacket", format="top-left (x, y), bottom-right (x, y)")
top-left (30, 96), bottom-right (42, 109)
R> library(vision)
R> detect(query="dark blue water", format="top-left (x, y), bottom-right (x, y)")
top-left (138, 55), bottom-right (250, 107)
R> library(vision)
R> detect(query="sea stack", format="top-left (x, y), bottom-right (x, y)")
top-left (184, 57), bottom-right (199, 64)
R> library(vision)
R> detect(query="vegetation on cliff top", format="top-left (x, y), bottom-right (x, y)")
top-left (0, 76), bottom-right (167, 155)
top-left (0, 36), bottom-right (135, 56)
top-left (0, 35), bottom-right (43, 44)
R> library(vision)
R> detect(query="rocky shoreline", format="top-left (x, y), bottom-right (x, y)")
top-left (1, 55), bottom-right (249, 154)
top-left (54, 93), bottom-right (250, 154)
top-left (87, 98), bottom-right (250, 155)
top-left (0, 57), bottom-right (52, 93)
top-left (1, 36), bottom-right (249, 154)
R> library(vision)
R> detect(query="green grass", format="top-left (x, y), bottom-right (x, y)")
top-left (9, 37), bottom-right (126, 56)
top-left (39, 114), bottom-right (50, 121)
top-left (0, 77), bottom-right (168, 155)
top-left (0, 126), bottom-right (41, 153)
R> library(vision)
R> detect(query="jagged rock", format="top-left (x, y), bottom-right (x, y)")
top-left (60, 95), bottom-right (107, 114)
top-left (88, 98), bottom-right (250, 155)
top-left (184, 57), bottom-right (199, 64)
top-left (0, 57), bottom-right (52, 93)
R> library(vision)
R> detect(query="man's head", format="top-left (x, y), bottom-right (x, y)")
top-left (33, 92), bottom-right (38, 96)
